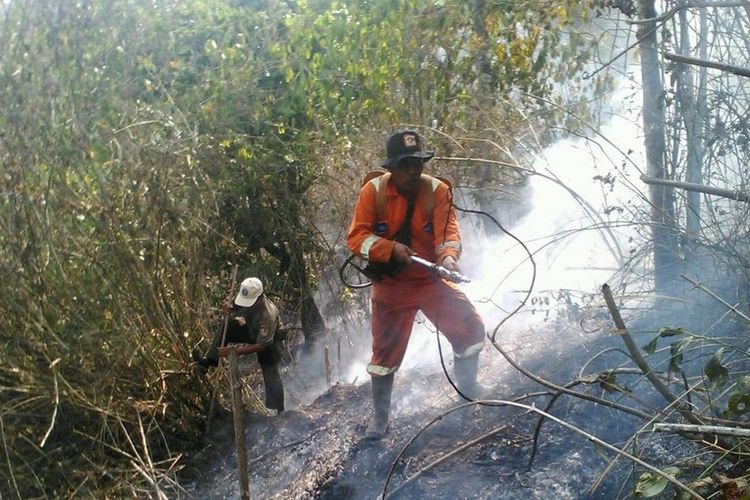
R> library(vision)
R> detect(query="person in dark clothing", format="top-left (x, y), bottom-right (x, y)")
top-left (193, 277), bottom-right (285, 413)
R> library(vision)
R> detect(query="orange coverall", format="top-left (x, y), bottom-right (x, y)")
top-left (347, 173), bottom-right (485, 376)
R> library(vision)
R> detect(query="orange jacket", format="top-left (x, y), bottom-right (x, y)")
top-left (347, 173), bottom-right (461, 281)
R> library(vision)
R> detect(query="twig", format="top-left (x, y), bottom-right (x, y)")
top-left (627, 2), bottom-right (747, 25)
top-left (112, 120), bottom-right (161, 134)
top-left (129, 460), bottom-right (168, 500)
top-left (589, 383), bottom-right (704, 494)
top-left (1, 417), bottom-right (21, 499)
top-left (681, 274), bottom-right (750, 324)
top-left (383, 400), bottom-right (705, 500)
top-left (40, 358), bottom-right (61, 448)
top-left (528, 390), bottom-right (565, 470)
top-left (491, 341), bottom-right (651, 420)
top-left (248, 428), bottom-right (325, 465)
top-left (641, 175), bottom-right (750, 203)
top-left (653, 423), bottom-right (750, 437)
top-left (137, 412), bottom-right (164, 500)
top-left (664, 52), bottom-right (750, 79)
top-left (385, 423), bottom-right (511, 498)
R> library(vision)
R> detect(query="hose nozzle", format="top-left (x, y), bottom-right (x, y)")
top-left (410, 255), bottom-right (471, 283)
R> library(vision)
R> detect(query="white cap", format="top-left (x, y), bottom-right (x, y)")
top-left (234, 277), bottom-right (263, 307)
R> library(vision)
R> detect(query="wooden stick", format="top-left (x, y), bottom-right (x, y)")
top-left (205, 264), bottom-right (239, 434)
top-left (653, 423), bottom-right (750, 437)
top-left (228, 347), bottom-right (250, 500)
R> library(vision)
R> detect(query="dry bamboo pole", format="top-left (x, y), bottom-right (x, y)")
top-left (205, 264), bottom-right (239, 434)
top-left (228, 347), bottom-right (250, 500)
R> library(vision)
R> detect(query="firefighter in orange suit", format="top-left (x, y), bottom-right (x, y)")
top-left (347, 130), bottom-right (485, 440)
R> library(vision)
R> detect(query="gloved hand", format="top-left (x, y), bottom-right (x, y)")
top-left (391, 242), bottom-right (415, 265)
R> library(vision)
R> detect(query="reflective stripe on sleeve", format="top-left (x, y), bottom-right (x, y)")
top-left (360, 234), bottom-right (381, 259)
top-left (367, 363), bottom-right (399, 376)
top-left (435, 240), bottom-right (461, 254)
top-left (371, 175), bottom-right (387, 189)
top-left (454, 340), bottom-right (484, 359)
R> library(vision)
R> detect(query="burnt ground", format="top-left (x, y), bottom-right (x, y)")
top-left (177, 275), bottom-right (747, 499)
top-left (178, 320), bottom-right (675, 499)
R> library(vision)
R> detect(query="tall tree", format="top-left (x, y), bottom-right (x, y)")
top-left (637, 0), bottom-right (679, 288)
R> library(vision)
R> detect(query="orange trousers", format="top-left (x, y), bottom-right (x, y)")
top-left (367, 278), bottom-right (485, 376)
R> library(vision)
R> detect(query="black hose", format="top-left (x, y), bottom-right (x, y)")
top-left (430, 201), bottom-right (536, 402)
top-left (339, 253), bottom-right (374, 289)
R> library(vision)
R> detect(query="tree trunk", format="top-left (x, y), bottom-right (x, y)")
top-left (266, 240), bottom-right (325, 345)
top-left (289, 242), bottom-right (325, 344)
top-left (637, 0), bottom-right (679, 289)
top-left (676, 8), bottom-right (706, 238)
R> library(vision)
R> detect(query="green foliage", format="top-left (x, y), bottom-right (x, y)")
top-left (669, 337), bottom-right (691, 374)
top-left (635, 466), bottom-right (681, 497)
top-left (704, 348), bottom-right (729, 390)
top-left (642, 326), bottom-right (686, 354)
top-left (724, 374), bottom-right (750, 419)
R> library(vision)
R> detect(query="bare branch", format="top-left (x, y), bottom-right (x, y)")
top-left (384, 400), bottom-right (705, 500)
top-left (628, 2), bottom-right (748, 24)
top-left (641, 175), bottom-right (750, 203)
top-left (653, 423), bottom-right (750, 437)
top-left (664, 52), bottom-right (750, 78)
top-left (681, 274), bottom-right (750, 324)
top-left (601, 284), bottom-right (704, 424)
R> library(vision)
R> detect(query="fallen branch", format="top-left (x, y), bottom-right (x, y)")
top-left (383, 400), bottom-right (705, 500)
top-left (492, 341), bottom-right (651, 420)
top-left (653, 423), bottom-right (750, 437)
top-left (385, 423), bottom-right (512, 498)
